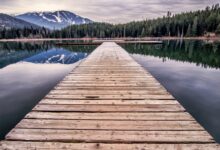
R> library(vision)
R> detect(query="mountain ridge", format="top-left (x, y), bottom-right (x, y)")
top-left (16, 10), bottom-right (93, 30)
top-left (0, 13), bottom-right (39, 29)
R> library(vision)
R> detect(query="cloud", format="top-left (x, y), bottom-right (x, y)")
top-left (0, 0), bottom-right (219, 23)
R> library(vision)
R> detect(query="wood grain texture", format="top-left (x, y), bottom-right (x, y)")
top-left (1, 142), bottom-right (219, 150)
top-left (25, 112), bottom-right (194, 121)
top-left (15, 119), bottom-right (204, 131)
top-left (1, 42), bottom-right (218, 149)
top-left (6, 129), bottom-right (214, 143)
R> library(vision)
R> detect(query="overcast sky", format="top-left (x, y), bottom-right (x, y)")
top-left (0, 0), bottom-right (219, 23)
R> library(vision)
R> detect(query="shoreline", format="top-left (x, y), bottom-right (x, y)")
top-left (0, 36), bottom-right (219, 42)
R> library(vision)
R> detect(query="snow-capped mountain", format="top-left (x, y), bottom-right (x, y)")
top-left (16, 11), bottom-right (93, 30)
top-left (24, 48), bottom-right (88, 64)
top-left (0, 13), bottom-right (39, 29)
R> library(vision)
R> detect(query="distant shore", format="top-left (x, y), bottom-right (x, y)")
top-left (0, 36), bottom-right (219, 42)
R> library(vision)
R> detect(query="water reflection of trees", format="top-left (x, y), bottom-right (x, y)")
top-left (0, 42), bottom-right (52, 68)
top-left (0, 41), bottom-right (53, 52)
top-left (122, 40), bottom-right (220, 68)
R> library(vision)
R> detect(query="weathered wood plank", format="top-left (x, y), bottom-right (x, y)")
top-left (51, 88), bottom-right (168, 93)
top-left (68, 74), bottom-right (152, 76)
top-left (1, 142), bottom-right (219, 150)
top-left (57, 83), bottom-right (161, 87)
top-left (54, 86), bottom-right (165, 90)
top-left (6, 129), bottom-right (214, 143)
top-left (65, 76), bottom-right (155, 78)
top-left (1, 42), bottom-right (217, 149)
top-left (60, 81), bottom-right (160, 84)
top-left (63, 79), bottom-right (157, 82)
top-left (72, 70), bottom-right (148, 73)
top-left (15, 119), bottom-right (203, 131)
top-left (64, 76), bottom-right (155, 79)
top-left (48, 89), bottom-right (169, 95)
top-left (45, 94), bottom-right (174, 100)
top-left (25, 112), bottom-right (194, 121)
top-left (39, 99), bottom-right (178, 105)
top-left (33, 104), bottom-right (185, 112)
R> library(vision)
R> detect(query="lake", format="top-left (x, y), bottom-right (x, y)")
top-left (0, 41), bottom-right (96, 139)
top-left (0, 40), bottom-right (220, 143)
top-left (122, 40), bottom-right (220, 142)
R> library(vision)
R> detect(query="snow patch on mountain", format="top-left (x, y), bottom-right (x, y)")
top-left (23, 48), bottom-right (89, 64)
top-left (16, 11), bottom-right (93, 30)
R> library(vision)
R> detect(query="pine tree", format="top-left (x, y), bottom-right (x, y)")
top-left (186, 24), bottom-right (192, 37)
top-left (141, 28), bottom-right (145, 37)
top-left (216, 24), bottom-right (220, 35)
top-left (192, 17), bottom-right (198, 36)
top-left (0, 4), bottom-right (220, 39)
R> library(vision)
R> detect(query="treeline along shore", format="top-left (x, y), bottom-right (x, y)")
top-left (0, 4), bottom-right (220, 39)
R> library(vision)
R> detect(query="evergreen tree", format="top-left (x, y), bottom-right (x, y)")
top-left (186, 24), bottom-right (192, 37)
top-left (0, 4), bottom-right (220, 39)
top-left (192, 16), bottom-right (198, 36)
top-left (216, 24), bottom-right (220, 35)
top-left (141, 28), bottom-right (145, 37)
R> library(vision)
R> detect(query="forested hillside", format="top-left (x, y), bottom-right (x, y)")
top-left (0, 4), bottom-right (220, 39)
top-left (58, 4), bottom-right (220, 38)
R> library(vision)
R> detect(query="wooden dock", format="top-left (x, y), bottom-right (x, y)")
top-left (0, 42), bottom-right (219, 149)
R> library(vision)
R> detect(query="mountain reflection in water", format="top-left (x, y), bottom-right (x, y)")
top-left (0, 41), bottom-right (96, 139)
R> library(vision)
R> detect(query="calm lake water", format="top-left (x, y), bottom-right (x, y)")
top-left (0, 41), bottom-right (96, 139)
top-left (0, 40), bottom-right (220, 143)
top-left (122, 40), bottom-right (220, 143)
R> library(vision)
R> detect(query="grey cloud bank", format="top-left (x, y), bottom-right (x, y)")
top-left (0, 0), bottom-right (219, 23)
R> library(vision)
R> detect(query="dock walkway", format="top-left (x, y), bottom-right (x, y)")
top-left (0, 42), bottom-right (219, 149)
